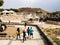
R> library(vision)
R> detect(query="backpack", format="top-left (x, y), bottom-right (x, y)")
top-left (16, 31), bottom-right (19, 34)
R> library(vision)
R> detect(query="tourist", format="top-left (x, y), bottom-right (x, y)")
top-left (27, 27), bottom-right (30, 37)
top-left (23, 30), bottom-right (26, 42)
top-left (16, 28), bottom-right (20, 40)
top-left (24, 22), bottom-right (27, 28)
top-left (29, 27), bottom-right (34, 38)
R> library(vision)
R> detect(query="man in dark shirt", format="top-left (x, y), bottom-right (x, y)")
top-left (23, 30), bottom-right (26, 42)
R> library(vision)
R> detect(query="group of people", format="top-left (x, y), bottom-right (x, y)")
top-left (16, 27), bottom-right (34, 42)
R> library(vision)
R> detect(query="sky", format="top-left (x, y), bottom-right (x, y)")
top-left (0, 0), bottom-right (60, 12)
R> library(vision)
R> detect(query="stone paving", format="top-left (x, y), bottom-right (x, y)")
top-left (0, 26), bottom-right (45, 45)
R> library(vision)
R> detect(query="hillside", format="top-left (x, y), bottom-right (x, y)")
top-left (18, 8), bottom-right (50, 15)
top-left (47, 11), bottom-right (60, 21)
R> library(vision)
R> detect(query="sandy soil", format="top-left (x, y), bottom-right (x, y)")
top-left (0, 26), bottom-right (23, 40)
top-left (40, 22), bottom-right (60, 29)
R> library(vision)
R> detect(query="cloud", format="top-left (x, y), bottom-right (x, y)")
top-left (19, 0), bottom-right (37, 4)
top-left (0, 0), bottom-right (60, 11)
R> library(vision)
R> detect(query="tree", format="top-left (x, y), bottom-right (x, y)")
top-left (0, 0), bottom-right (4, 6)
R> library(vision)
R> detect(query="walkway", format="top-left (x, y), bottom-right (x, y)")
top-left (0, 26), bottom-right (45, 45)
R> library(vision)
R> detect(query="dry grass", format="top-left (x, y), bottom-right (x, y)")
top-left (43, 28), bottom-right (60, 45)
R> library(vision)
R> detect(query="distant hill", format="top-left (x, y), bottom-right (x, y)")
top-left (44, 11), bottom-right (60, 22)
top-left (53, 11), bottom-right (60, 15)
top-left (0, 8), bottom-right (50, 15)
top-left (49, 11), bottom-right (60, 17)
top-left (18, 8), bottom-right (50, 15)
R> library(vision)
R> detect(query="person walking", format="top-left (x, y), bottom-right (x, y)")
top-left (27, 27), bottom-right (30, 37)
top-left (16, 28), bottom-right (20, 40)
top-left (23, 30), bottom-right (26, 42)
top-left (29, 27), bottom-right (34, 38)
top-left (24, 22), bottom-right (27, 28)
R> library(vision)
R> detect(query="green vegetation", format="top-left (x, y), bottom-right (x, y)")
top-left (44, 28), bottom-right (60, 35)
top-left (44, 28), bottom-right (60, 45)
top-left (53, 38), bottom-right (60, 45)
top-left (0, 0), bottom-right (4, 6)
top-left (0, 8), bottom-right (4, 12)
top-left (6, 9), bottom-right (19, 12)
top-left (0, 8), bottom-right (18, 12)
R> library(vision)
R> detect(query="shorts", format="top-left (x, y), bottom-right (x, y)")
top-left (30, 33), bottom-right (33, 36)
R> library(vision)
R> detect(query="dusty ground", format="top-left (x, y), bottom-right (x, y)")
top-left (0, 26), bottom-right (23, 40)
top-left (40, 22), bottom-right (60, 29)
